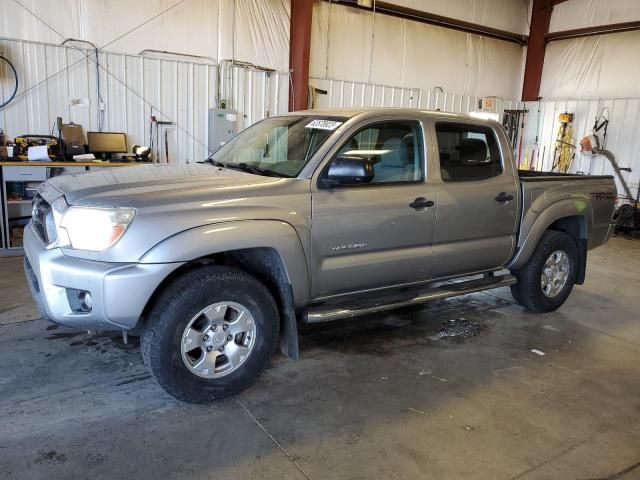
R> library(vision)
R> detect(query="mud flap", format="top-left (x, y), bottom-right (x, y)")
top-left (576, 238), bottom-right (587, 285)
top-left (278, 283), bottom-right (300, 360)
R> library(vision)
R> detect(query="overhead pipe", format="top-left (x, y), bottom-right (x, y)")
top-left (217, 59), bottom-right (276, 110)
top-left (62, 38), bottom-right (103, 130)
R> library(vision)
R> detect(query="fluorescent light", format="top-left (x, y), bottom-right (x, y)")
top-left (343, 149), bottom-right (391, 155)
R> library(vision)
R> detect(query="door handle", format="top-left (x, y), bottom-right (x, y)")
top-left (494, 192), bottom-right (514, 203)
top-left (409, 197), bottom-right (435, 210)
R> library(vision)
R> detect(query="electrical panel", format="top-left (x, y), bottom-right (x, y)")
top-left (479, 97), bottom-right (498, 113)
top-left (208, 109), bottom-right (237, 154)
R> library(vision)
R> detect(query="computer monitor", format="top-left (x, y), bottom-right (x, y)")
top-left (61, 124), bottom-right (86, 158)
top-left (87, 132), bottom-right (128, 156)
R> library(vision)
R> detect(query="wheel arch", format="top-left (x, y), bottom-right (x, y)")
top-left (510, 200), bottom-right (590, 284)
top-left (137, 221), bottom-right (309, 359)
top-left (140, 220), bottom-right (309, 302)
top-left (546, 216), bottom-right (588, 284)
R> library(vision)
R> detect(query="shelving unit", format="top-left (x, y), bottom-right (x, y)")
top-left (0, 161), bottom-right (133, 252)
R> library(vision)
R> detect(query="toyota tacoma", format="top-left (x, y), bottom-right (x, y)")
top-left (23, 108), bottom-right (617, 403)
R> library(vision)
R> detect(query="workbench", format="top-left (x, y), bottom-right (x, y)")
top-left (0, 160), bottom-right (135, 251)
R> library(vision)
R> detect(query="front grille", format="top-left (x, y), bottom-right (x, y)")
top-left (31, 194), bottom-right (51, 244)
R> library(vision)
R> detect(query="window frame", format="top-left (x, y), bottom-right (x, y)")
top-left (317, 119), bottom-right (426, 189)
top-left (434, 121), bottom-right (504, 183)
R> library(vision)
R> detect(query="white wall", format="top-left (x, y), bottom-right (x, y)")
top-left (310, 0), bottom-right (527, 103)
top-left (0, 38), bottom-right (290, 163)
top-left (540, 32), bottom-right (640, 100)
top-left (520, 98), bottom-right (640, 203)
top-left (391, 0), bottom-right (529, 35)
top-left (530, 0), bottom-right (640, 203)
top-left (541, 0), bottom-right (640, 100)
top-left (0, 0), bottom-right (290, 70)
top-left (0, 0), bottom-right (290, 163)
top-left (549, 0), bottom-right (640, 33)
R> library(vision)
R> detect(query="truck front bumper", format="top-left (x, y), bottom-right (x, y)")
top-left (23, 222), bottom-right (183, 330)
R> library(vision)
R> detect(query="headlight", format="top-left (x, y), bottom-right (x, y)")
top-left (58, 206), bottom-right (136, 251)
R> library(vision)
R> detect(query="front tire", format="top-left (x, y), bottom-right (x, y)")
top-left (141, 266), bottom-right (279, 403)
top-left (511, 230), bottom-right (578, 313)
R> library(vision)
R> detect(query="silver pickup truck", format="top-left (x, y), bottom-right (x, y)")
top-left (23, 108), bottom-right (616, 403)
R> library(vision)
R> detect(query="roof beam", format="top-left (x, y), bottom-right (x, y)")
top-left (546, 20), bottom-right (640, 42)
top-left (322, 0), bottom-right (528, 45)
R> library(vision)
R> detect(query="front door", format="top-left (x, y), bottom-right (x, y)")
top-left (310, 119), bottom-right (436, 298)
top-left (432, 121), bottom-right (519, 277)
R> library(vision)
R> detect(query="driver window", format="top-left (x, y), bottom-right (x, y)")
top-left (336, 121), bottom-right (423, 184)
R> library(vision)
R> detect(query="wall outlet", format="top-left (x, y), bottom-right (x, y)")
top-left (69, 98), bottom-right (90, 107)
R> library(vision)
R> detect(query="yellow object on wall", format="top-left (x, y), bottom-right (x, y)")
top-left (553, 112), bottom-right (575, 173)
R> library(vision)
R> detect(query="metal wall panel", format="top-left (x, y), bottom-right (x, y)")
top-left (222, 62), bottom-right (290, 132)
top-left (0, 38), bottom-right (290, 164)
top-left (309, 77), bottom-right (524, 115)
top-left (417, 90), bottom-right (524, 115)
top-left (310, 77), bottom-right (421, 109)
top-left (521, 98), bottom-right (640, 203)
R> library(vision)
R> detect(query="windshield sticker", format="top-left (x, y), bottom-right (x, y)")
top-left (305, 119), bottom-right (343, 131)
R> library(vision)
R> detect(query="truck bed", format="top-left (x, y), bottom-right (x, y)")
top-left (516, 170), bottom-right (617, 255)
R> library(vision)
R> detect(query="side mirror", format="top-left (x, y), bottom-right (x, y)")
top-left (321, 156), bottom-right (374, 187)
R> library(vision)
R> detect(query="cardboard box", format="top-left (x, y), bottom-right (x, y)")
top-left (11, 226), bottom-right (24, 248)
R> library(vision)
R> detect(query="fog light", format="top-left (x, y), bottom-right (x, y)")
top-left (81, 292), bottom-right (92, 311)
top-left (66, 288), bottom-right (93, 313)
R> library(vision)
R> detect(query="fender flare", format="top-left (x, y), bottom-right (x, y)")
top-left (509, 199), bottom-right (590, 271)
top-left (140, 220), bottom-right (310, 306)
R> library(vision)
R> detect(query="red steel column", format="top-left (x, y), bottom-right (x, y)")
top-left (289, 0), bottom-right (314, 111)
top-left (521, 0), bottom-right (554, 101)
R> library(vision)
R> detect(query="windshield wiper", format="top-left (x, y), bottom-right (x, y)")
top-left (228, 162), bottom-right (288, 178)
top-left (200, 159), bottom-right (288, 177)
top-left (200, 158), bottom-right (226, 168)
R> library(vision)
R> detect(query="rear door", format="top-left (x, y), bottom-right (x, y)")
top-left (431, 121), bottom-right (519, 277)
top-left (310, 117), bottom-right (436, 298)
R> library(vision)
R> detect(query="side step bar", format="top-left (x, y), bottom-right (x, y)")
top-left (303, 274), bottom-right (517, 323)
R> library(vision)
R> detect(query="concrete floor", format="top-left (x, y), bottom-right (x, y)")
top-left (0, 237), bottom-right (639, 480)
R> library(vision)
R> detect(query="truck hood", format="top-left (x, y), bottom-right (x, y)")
top-left (39, 162), bottom-right (312, 264)
top-left (42, 163), bottom-right (279, 207)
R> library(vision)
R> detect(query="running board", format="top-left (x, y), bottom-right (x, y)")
top-left (303, 274), bottom-right (517, 323)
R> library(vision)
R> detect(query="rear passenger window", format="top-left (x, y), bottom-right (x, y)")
top-left (435, 123), bottom-right (502, 182)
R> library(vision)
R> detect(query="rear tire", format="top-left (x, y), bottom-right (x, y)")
top-left (141, 265), bottom-right (279, 403)
top-left (511, 230), bottom-right (578, 313)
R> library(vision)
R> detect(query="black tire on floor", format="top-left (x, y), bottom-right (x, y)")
top-left (510, 230), bottom-right (578, 313)
top-left (141, 265), bottom-right (279, 403)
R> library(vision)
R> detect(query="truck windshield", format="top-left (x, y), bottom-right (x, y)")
top-left (210, 115), bottom-right (346, 177)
